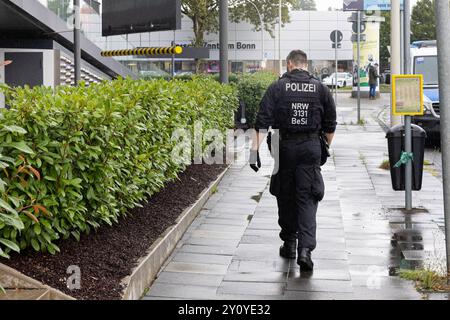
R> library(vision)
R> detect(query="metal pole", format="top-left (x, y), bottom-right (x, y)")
top-left (357, 10), bottom-right (361, 123)
top-left (73, 0), bottom-right (81, 85)
top-left (172, 31), bottom-right (176, 78)
top-left (405, 115), bottom-right (413, 210)
top-left (219, 0), bottom-right (229, 84)
top-left (248, 2), bottom-right (265, 68)
top-left (335, 11), bottom-right (338, 107)
top-left (400, 9), bottom-right (404, 74)
top-left (261, 12), bottom-right (265, 69)
top-left (279, 0), bottom-right (282, 75)
top-left (435, 0), bottom-right (450, 279)
top-left (391, 0), bottom-right (402, 126)
top-left (404, 0), bottom-right (411, 74)
top-left (403, 0), bottom-right (413, 212)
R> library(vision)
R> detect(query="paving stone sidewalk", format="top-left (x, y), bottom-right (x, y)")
top-left (144, 94), bottom-right (447, 300)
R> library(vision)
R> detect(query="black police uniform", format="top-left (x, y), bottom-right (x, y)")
top-left (255, 69), bottom-right (337, 253)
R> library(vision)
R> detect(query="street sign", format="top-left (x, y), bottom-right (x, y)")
top-left (351, 34), bottom-right (366, 42)
top-left (344, 0), bottom-right (364, 11)
top-left (365, 0), bottom-right (404, 11)
top-left (352, 21), bottom-right (366, 33)
top-left (344, 0), bottom-right (404, 11)
top-left (332, 43), bottom-right (342, 49)
top-left (392, 74), bottom-right (424, 116)
top-left (330, 30), bottom-right (343, 43)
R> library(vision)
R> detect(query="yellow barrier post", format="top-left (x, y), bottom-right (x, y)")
top-left (101, 46), bottom-right (183, 57)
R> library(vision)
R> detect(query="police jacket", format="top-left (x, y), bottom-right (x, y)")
top-left (255, 69), bottom-right (337, 135)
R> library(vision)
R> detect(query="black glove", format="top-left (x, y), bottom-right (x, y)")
top-left (267, 132), bottom-right (272, 153)
top-left (249, 150), bottom-right (261, 173)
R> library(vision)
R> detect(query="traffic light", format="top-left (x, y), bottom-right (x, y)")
top-left (348, 12), bottom-right (366, 34)
top-left (352, 20), bottom-right (366, 33)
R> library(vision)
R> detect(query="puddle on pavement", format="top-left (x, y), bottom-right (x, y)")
top-left (388, 208), bottom-right (437, 276)
top-left (425, 292), bottom-right (450, 300)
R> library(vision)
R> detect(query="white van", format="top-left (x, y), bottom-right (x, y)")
top-left (410, 41), bottom-right (440, 139)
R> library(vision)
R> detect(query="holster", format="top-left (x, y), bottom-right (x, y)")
top-left (319, 133), bottom-right (330, 166)
top-left (270, 173), bottom-right (280, 197)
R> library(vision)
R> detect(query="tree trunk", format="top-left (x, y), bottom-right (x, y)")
top-left (193, 17), bottom-right (205, 74)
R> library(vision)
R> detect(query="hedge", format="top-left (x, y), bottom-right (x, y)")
top-left (0, 77), bottom-right (237, 257)
top-left (140, 71), bottom-right (275, 127)
top-left (142, 73), bottom-right (241, 84)
top-left (235, 71), bottom-right (277, 127)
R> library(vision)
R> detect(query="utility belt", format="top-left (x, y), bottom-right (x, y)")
top-left (280, 131), bottom-right (320, 141)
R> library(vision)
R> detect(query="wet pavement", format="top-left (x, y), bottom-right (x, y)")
top-left (144, 93), bottom-right (447, 300)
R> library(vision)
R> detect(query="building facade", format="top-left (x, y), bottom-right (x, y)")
top-left (97, 10), bottom-right (355, 76)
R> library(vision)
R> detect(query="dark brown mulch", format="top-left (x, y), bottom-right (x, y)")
top-left (1, 164), bottom-right (227, 300)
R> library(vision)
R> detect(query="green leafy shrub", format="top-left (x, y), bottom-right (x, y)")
top-left (235, 71), bottom-right (277, 127)
top-left (0, 77), bottom-right (237, 256)
top-left (211, 73), bottom-right (241, 85)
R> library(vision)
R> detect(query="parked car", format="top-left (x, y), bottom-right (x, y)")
top-left (382, 69), bottom-right (391, 84)
top-left (410, 42), bottom-right (440, 143)
top-left (322, 72), bottom-right (353, 88)
top-left (319, 73), bottom-right (330, 81)
top-left (139, 69), bottom-right (171, 79)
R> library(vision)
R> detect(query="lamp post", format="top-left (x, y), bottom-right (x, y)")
top-left (73, 0), bottom-right (81, 85)
top-left (391, 0), bottom-right (402, 126)
top-left (248, 1), bottom-right (265, 69)
top-left (220, 0), bottom-right (229, 84)
top-left (435, 0), bottom-right (450, 280)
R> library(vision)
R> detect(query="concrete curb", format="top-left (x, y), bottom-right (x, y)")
top-left (375, 104), bottom-right (391, 133)
top-left (120, 166), bottom-right (230, 300)
top-left (0, 263), bottom-right (75, 300)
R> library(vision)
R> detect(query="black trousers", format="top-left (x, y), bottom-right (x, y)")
top-left (273, 137), bottom-right (325, 251)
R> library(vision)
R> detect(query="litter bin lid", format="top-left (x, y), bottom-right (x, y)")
top-left (386, 124), bottom-right (427, 138)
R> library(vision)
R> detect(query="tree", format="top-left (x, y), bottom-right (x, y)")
top-left (297, 0), bottom-right (316, 10)
top-left (379, 11), bottom-right (391, 71)
top-left (47, 0), bottom-right (71, 21)
top-left (411, 0), bottom-right (436, 42)
top-left (181, 0), bottom-right (300, 71)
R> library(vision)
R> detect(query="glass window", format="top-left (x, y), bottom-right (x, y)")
top-left (414, 56), bottom-right (438, 85)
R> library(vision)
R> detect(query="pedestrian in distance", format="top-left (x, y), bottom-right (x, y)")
top-left (369, 62), bottom-right (380, 100)
top-left (249, 50), bottom-right (337, 272)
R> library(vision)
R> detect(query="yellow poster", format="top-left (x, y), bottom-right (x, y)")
top-left (392, 75), bottom-right (424, 116)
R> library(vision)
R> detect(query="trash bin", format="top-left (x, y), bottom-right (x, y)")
top-left (386, 124), bottom-right (427, 191)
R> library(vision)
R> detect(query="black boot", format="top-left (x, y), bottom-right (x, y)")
top-left (298, 248), bottom-right (314, 272)
top-left (279, 240), bottom-right (296, 259)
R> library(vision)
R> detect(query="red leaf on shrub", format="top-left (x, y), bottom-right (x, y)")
top-left (28, 166), bottom-right (41, 181)
top-left (23, 210), bottom-right (39, 224)
top-left (34, 205), bottom-right (51, 217)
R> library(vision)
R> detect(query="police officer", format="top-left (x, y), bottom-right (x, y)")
top-left (250, 50), bottom-right (337, 272)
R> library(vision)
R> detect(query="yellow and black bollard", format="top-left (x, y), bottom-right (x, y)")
top-left (101, 46), bottom-right (183, 57)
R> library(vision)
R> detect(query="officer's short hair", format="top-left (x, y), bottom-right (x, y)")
top-left (287, 50), bottom-right (308, 66)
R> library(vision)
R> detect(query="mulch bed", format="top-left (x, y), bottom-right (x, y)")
top-left (1, 164), bottom-right (227, 300)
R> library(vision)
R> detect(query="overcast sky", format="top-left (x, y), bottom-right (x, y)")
top-left (315, 0), bottom-right (418, 11)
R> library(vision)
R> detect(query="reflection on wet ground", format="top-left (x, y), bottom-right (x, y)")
top-left (388, 208), bottom-right (447, 277)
